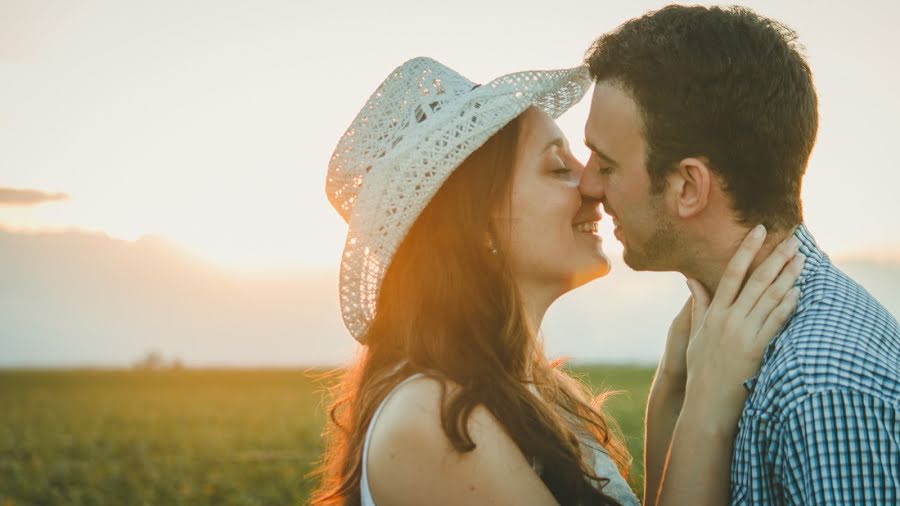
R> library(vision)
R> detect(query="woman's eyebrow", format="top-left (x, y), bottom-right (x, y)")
top-left (542, 137), bottom-right (567, 153)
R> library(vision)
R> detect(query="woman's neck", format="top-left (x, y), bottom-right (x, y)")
top-left (519, 283), bottom-right (559, 381)
top-left (520, 284), bottom-right (554, 337)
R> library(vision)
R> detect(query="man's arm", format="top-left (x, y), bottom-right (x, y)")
top-left (777, 389), bottom-right (900, 505)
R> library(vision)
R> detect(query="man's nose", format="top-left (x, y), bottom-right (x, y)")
top-left (578, 154), bottom-right (605, 199)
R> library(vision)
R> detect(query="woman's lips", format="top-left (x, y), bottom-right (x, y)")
top-left (574, 221), bottom-right (599, 234)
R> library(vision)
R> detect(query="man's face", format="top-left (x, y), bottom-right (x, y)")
top-left (580, 81), bottom-right (678, 271)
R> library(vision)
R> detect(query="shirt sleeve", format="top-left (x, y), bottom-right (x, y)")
top-left (777, 389), bottom-right (900, 505)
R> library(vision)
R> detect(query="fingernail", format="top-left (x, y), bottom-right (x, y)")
top-left (790, 237), bottom-right (801, 251)
top-left (752, 224), bottom-right (766, 239)
top-left (685, 278), bottom-right (695, 294)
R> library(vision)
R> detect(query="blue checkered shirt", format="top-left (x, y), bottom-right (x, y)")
top-left (729, 224), bottom-right (900, 504)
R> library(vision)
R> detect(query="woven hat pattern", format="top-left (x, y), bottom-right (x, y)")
top-left (327, 57), bottom-right (591, 342)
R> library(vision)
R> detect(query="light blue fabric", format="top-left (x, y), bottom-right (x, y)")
top-left (730, 223), bottom-right (900, 504)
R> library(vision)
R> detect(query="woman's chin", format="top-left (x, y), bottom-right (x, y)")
top-left (568, 256), bottom-right (612, 290)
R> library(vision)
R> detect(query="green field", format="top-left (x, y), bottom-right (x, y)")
top-left (0, 365), bottom-right (655, 505)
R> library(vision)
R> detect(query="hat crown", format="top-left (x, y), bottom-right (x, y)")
top-left (326, 57), bottom-right (477, 222)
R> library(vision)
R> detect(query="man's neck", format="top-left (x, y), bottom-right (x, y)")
top-left (682, 225), bottom-right (798, 297)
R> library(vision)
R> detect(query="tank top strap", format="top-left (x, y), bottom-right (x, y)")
top-left (360, 372), bottom-right (426, 506)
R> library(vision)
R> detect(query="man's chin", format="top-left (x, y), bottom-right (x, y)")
top-left (622, 247), bottom-right (654, 271)
top-left (623, 248), bottom-right (677, 272)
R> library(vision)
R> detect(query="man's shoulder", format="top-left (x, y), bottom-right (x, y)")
top-left (801, 258), bottom-right (897, 324)
top-left (791, 259), bottom-right (899, 360)
top-left (749, 259), bottom-right (900, 411)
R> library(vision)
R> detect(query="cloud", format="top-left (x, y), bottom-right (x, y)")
top-left (0, 187), bottom-right (69, 206)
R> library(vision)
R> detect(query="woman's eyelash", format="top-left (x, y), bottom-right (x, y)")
top-left (552, 167), bottom-right (576, 179)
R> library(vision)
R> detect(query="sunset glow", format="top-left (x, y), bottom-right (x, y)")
top-left (1, 0), bottom-right (899, 274)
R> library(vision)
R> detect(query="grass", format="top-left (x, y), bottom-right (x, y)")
top-left (0, 365), bottom-right (655, 505)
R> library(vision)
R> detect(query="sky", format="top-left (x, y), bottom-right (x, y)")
top-left (2, 0), bottom-right (900, 274)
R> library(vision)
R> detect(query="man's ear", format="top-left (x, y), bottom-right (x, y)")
top-left (666, 157), bottom-right (712, 219)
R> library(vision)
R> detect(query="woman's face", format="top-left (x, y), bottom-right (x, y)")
top-left (497, 107), bottom-right (610, 298)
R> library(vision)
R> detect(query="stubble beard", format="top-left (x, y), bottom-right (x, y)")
top-left (621, 195), bottom-right (679, 272)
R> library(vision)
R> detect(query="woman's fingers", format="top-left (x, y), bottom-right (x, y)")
top-left (755, 287), bottom-right (801, 345)
top-left (687, 278), bottom-right (711, 333)
top-left (666, 295), bottom-right (694, 348)
top-left (658, 295), bottom-right (695, 381)
top-left (745, 253), bottom-right (805, 331)
top-left (671, 294), bottom-right (695, 339)
top-left (730, 235), bottom-right (801, 319)
top-left (713, 225), bottom-right (768, 310)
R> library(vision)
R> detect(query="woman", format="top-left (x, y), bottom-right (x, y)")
top-left (311, 58), bottom-right (803, 505)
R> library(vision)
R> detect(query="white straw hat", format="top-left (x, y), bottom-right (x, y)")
top-left (326, 57), bottom-right (591, 343)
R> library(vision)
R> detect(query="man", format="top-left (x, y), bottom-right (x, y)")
top-left (580, 5), bottom-right (900, 505)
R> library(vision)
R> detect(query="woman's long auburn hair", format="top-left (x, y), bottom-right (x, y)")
top-left (309, 114), bottom-right (631, 505)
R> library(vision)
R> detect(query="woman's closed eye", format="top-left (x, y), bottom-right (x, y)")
top-left (551, 165), bottom-right (582, 187)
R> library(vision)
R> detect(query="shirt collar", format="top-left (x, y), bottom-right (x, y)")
top-left (742, 222), bottom-right (825, 393)
top-left (793, 222), bottom-right (827, 286)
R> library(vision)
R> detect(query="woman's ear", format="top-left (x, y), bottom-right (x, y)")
top-left (666, 157), bottom-right (712, 219)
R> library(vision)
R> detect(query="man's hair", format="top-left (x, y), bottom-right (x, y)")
top-left (585, 5), bottom-right (818, 231)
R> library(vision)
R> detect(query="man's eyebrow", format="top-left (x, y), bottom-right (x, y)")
top-left (583, 139), bottom-right (620, 167)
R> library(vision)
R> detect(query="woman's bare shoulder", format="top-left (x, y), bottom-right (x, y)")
top-left (366, 375), bottom-right (558, 505)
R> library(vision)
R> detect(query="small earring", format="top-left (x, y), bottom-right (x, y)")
top-left (487, 235), bottom-right (498, 255)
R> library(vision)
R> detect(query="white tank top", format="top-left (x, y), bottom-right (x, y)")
top-left (359, 373), bottom-right (640, 505)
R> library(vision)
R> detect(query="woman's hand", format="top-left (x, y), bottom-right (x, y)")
top-left (683, 225), bottom-right (804, 431)
top-left (653, 226), bottom-right (804, 506)
top-left (656, 295), bottom-right (694, 395)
